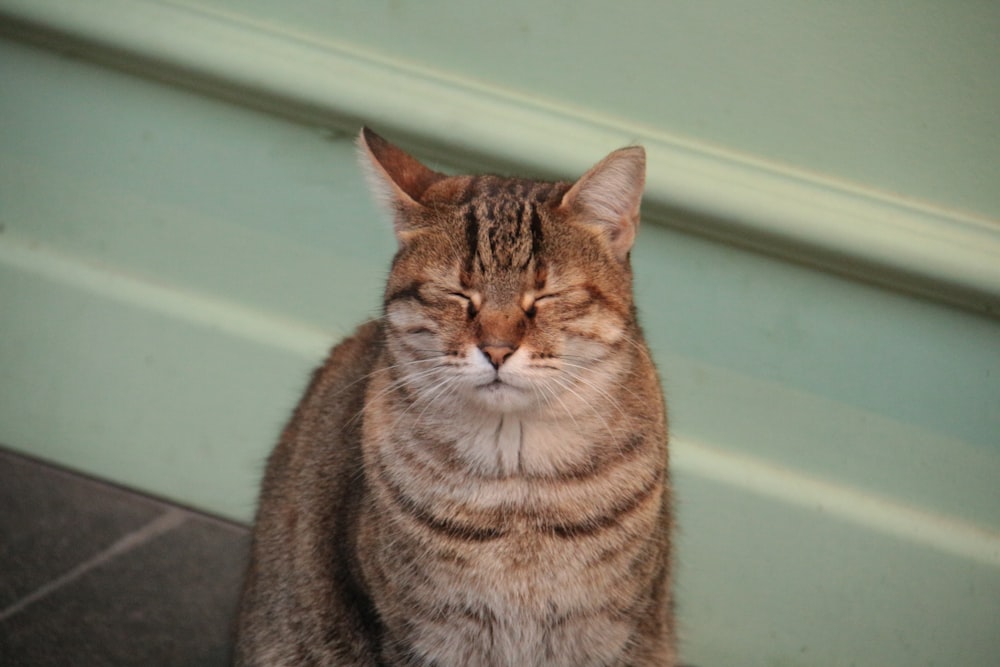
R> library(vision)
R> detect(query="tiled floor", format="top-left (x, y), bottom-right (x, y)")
top-left (0, 446), bottom-right (250, 666)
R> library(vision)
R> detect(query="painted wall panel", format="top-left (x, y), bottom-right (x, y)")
top-left (676, 474), bottom-right (1000, 665)
top-left (188, 0), bottom-right (1000, 220)
top-left (2, 0), bottom-right (997, 315)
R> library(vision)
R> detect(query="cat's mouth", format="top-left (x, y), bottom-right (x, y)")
top-left (472, 376), bottom-right (534, 411)
top-left (477, 377), bottom-right (520, 392)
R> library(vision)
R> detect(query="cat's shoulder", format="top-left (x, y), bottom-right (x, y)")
top-left (311, 319), bottom-right (384, 394)
top-left (327, 319), bottom-right (384, 370)
top-left (286, 319), bottom-right (385, 426)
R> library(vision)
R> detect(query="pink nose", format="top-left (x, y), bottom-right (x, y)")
top-left (479, 344), bottom-right (516, 369)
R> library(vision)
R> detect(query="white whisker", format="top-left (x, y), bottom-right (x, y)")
top-left (346, 363), bottom-right (452, 429)
top-left (556, 359), bottom-right (641, 410)
top-left (543, 373), bottom-right (617, 442)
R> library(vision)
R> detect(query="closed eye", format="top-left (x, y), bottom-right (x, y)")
top-left (449, 291), bottom-right (480, 318)
top-left (524, 292), bottom-right (560, 318)
top-left (532, 292), bottom-right (562, 309)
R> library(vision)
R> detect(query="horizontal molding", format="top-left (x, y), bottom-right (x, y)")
top-left (0, 233), bottom-right (333, 360)
top-left (1, 0), bottom-right (999, 314)
top-left (675, 438), bottom-right (1000, 569)
top-left (5, 231), bottom-right (999, 562)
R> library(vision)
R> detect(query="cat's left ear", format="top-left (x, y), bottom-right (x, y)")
top-left (357, 127), bottom-right (444, 243)
top-left (560, 146), bottom-right (645, 262)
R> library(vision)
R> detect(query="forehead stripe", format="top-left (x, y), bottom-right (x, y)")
top-left (463, 205), bottom-right (480, 275)
top-left (529, 203), bottom-right (544, 257)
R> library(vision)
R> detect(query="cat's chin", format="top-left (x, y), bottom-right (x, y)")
top-left (470, 380), bottom-right (534, 413)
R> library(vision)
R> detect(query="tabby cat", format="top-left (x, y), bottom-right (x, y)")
top-left (234, 128), bottom-right (674, 666)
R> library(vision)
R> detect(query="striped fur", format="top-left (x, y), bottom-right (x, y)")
top-left (235, 129), bottom-right (674, 666)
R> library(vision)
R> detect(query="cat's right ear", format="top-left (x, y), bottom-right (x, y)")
top-left (357, 127), bottom-right (443, 245)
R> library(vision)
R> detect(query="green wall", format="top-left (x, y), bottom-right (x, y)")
top-left (1, 3), bottom-right (999, 665)
top-left (190, 0), bottom-right (1000, 219)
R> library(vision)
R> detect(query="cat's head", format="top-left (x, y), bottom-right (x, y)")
top-left (358, 128), bottom-right (645, 416)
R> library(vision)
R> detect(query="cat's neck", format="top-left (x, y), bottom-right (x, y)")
top-left (444, 400), bottom-right (629, 478)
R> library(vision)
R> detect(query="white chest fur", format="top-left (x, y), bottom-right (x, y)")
top-left (452, 413), bottom-right (607, 479)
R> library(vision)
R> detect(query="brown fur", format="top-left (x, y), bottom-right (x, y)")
top-left (235, 128), bottom-right (674, 666)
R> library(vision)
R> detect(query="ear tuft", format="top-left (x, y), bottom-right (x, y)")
top-left (560, 146), bottom-right (646, 261)
top-left (356, 127), bottom-right (444, 243)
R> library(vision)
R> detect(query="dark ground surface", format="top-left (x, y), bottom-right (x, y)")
top-left (0, 446), bottom-right (250, 666)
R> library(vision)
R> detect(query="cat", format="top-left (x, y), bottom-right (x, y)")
top-left (234, 128), bottom-right (674, 666)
